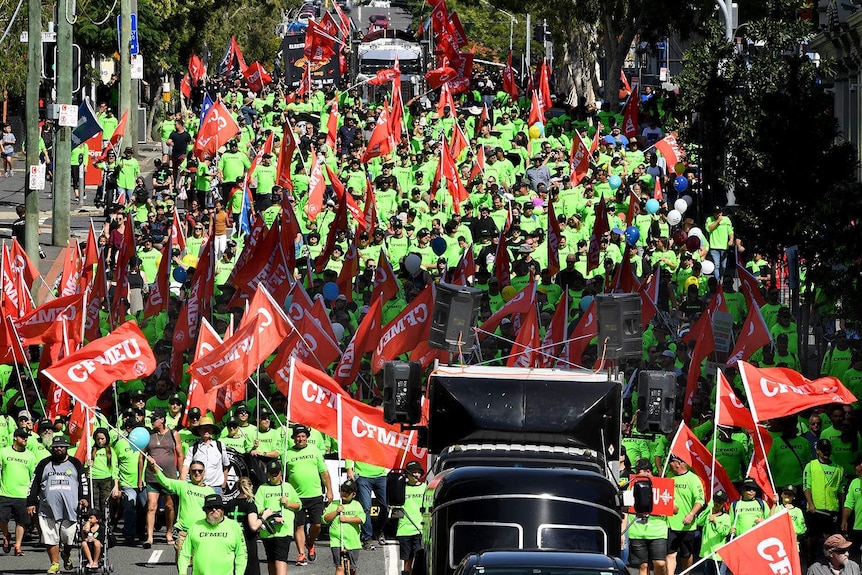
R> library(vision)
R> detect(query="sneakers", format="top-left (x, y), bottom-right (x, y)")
top-left (47, 563), bottom-right (60, 574)
top-left (307, 545), bottom-right (316, 562)
top-left (361, 540), bottom-right (375, 551)
top-left (296, 553), bottom-right (308, 566)
top-left (2, 534), bottom-right (10, 553)
top-left (63, 552), bottom-right (73, 570)
top-left (377, 533), bottom-right (387, 545)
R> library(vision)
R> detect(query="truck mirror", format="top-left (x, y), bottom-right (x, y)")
top-left (387, 470), bottom-right (407, 507)
top-left (632, 478), bottom-right (654, 515)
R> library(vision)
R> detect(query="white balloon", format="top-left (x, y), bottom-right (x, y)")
top-left (689, 227), bottom-right (704, 240)
top-left (701, 260), bottom-right (715, 276)
top-left (674, 199), bottom-right (688, 214)
top-left (667, 209), bottom-right (682, 226)
top-left (404, 253), bottom-right (421, 275)
top-left (332, 322), bottom-right (345, 343)
top-left (682, 195), bottom-right (693, 207)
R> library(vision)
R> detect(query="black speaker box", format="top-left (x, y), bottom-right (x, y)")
top-left (428, 282), bottom-right (483, 352)
top-left (596, 293), bottom-right (643, 360)
top-left (636, 370), bottom-right (677, 434)
top-left (383, 361), bottom-right (422, 424)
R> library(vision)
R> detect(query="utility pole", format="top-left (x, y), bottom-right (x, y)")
top-left (24, 0), bottom-right (42, 265)
top-left (53, 0), bottom-right (73, 245)
top-left (120, 0), bottom-right (138, 152)
top-left (525, 13), bottom-right (531, 76)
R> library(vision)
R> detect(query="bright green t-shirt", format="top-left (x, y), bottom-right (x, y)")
top-left (0, 445), bottom-right (36, 498)
top-left (284, 446), bottom-right (327, 498)
top-left (178, 517), bottom-right (247, 575)
top-left (668, 470), bottom-right (705, 531)
top-left (155, 468), bottom-right (214, 531)
top-left (844, 477), bottom-right (862, 530)
top-left (731, 498), bottom-right (769, 536)
top-left (324, 498), bottom-right (365, 550)
top-left (113, 436), bottom-right (140, 488)
top-left (396, 482), bottom-right (425, 537)
top-left (254, 481), bottom-right (301, 539)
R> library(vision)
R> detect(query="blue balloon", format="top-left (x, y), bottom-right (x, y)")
top-left (172, 267), bottom-right (187, 283)
top-left (624, 225), bottom-right (640, 245)
top-left (608, 174), bottom-right (622, 190)
top-left (128, 427), bottom-right (150, 451)
top-left (645, 198), bottom-right (660, 214)
top-left (674, 176), bottom-right (689, 193)
top-left (580, 295), bottom-right (594, 312)
top-left (431, 237), bottom-right (447, 256)
top-left (322, 281), bottom-right (339, 301)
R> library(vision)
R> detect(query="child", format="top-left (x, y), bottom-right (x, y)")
top-left (697, 490), bottom-right (731, 575)
top-left (776, 484), bottom-right (806, 546)
top-left (397, 461), bottom-right (427, 575)
top-left (81, 511), bottom-right (104, 570)
top-left (323, 480), bottom-right (366, 575)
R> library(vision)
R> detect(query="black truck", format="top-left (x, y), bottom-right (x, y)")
top-left (395, 365), bottom-right (635, 575)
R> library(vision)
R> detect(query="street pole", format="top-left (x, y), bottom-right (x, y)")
top-left (120, 0), bottom-right (137, 153)
top-left (53, 0), bottom-right (73, 245)
top-left (525, 13), bottom-right (531, 74)
top-left (715, 0), bottom-right (733, 41)
top-left (24, 0), bottom-right (42, 265)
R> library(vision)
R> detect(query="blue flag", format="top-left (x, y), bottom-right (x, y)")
top-left (238, 183), bottom-right (252, 236)
top-left (71, 99), bottom-right (103, 147)
top-left (199, 93), bottom-right (214, 127)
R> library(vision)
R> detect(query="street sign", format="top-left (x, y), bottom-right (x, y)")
top-left (58, 104), bottom-right (79, 127)
top-left (117, 14), bottom-right (139, 55)
top-left (712, 311), bottom-right (735, 353)
top-left (19, 31), bottom-right (57, 43)
top-left (131, 54), bottom-right (144, 79)
top-left (29, 165), bottom-right (46, 190)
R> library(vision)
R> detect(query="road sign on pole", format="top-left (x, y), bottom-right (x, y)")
top-left (117, 14), bottom-right (139, 55)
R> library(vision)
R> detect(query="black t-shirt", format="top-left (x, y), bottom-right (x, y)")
top-left (169, 130), bottom-right (193, 158)
top-left (224, 497), bottom-right (259, 540)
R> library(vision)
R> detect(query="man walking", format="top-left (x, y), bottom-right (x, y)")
top-left (178, 494), bottom-right (247, 575)
top-left (26, 436), bottom-right (89, 574)
top-left (181, 415), bottom-right (229, 495)
top-left (0, 428), bottom-right (36, 556)
top-left (285, 425), bottom-right (333, 566)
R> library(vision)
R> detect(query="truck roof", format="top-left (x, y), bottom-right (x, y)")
top-left (432, 365), bottom-right (611, 382)
top-left (462, 550), bottom-right (628, 571)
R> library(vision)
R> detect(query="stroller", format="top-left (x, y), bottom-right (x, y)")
top-left (74, 501), bottom-right (114, 574)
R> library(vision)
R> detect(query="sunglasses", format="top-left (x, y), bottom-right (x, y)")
top-left (190, 469), bottom-right (205, 474)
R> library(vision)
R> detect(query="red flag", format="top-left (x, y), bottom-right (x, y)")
top-left (474, 103), bottom-right (489, 138)
top-left (620, 69), bottom-right (631, 93)
top-left (389, 61), bottom-right (404, 138)
top-left (546, 200), bottom-right (562, 277)
top-left (14, 292), bottom-right (85, 345)
top-left (361, 106), bottom-right (393, 163)
top-left (314, 189), bottom-right (349, 273)
top-left (493, 230), bottom-right (511, 288)
top-left (180, 74), bottom-right (191, 99)
top-left (173, 236), bottom-right (215, 352)
top-left (449, 123), bottom-right (469, 161)
top-left (335, 237), bottom-right (360, 303)
top-left (193, 101), bottom-right (240, 161)
top-left (171, 210), bottom-right (187, 253)
top-left (183, 319), bottom-right (222, 425)
top-left (622, 85), bottom-right (639, 140)
top-left (10, 238), bottom-right (39, 289)
top-left (333, 2), bottom-right (351, 36)
top-left (324, 164), bottom-right (364, 226)
top-left (669, 423), bottom-right (740, 502)
top-left (80, 225), bottom-right (99, 291)
top-left (143, 239), bottom-right (171, 318)
top-left (654, 134), bottom-right (684, 167)
top-left (276, 124), bottom-right (297, 190)
top-left (450, 246), bottom-right (475, 286)
top-left (339, 393), bottom-right (428, 468)
top-left (469, 144), bottom-right (485, 181)
top-left (325, 100), bottom-right (338, 150)
top-left (683, 320), bottom-right (714, 422)
top-left (333, 297), bottom-right (382, 385)
top-left (737, 254), bottom-right (767, 308)
top-left (320, 11), bottom-right (342, 38)
top-left (229, 222), bottom-right (280, 302)
top-left (507, 304), bottom-right (540, 368)
top-left (538, 60), bottom-right (552, 119)
top-left (738, 360), bottom-right (856, 422)
top-left (717, 511), bottom-right (801, 575)
top-left (527, 90), bottom-right (545, 128)
top-left (58, 241), bottom-right (83, 297)
top-left (638, 264), bottom-right (660, 328)
top-left (479, 282), bottom-right (536, 339)
top-left (188, 53), bottom-right (206, 83)
top-left (368, 68), bottom-right (399, 85)
top-left (716, 370), bottom-right (756, 430)
top-left (626, 190), bottom-right (640, 227)
top-left (539, 292), bottom-right (568, 367)
top-left (429, 0), bottom-right (449, 35)
top-left (360, 176), bottom-right (379, 233)
top-left (653, 171), bottom-right (664, 201)
top-left (304, 19), bottom-right (336, 62)
top-left (372, 284), bottom-right (435, 372)
top-left (42, 321), bottom-right (156, 407)
top-left (274, 282), bottom-right (342, 367)
top-left (190, 288), bottom-right (290, 392)
top-left (84, 254), bottom-right (108, 342)
top-left (440, 138), bottom-right (469, 213)
top-left (727, 304), bottom-right (772, 366)
top-left (502, 51), bottom-right (518, 99)
top-left (2, 243), bottom-right (32, 318)
top-left (371, 251), bottom-right (400, 304)
top-left (230, 36), bottom-right (249, 74)
top-left (436, 83), bottom-right (456, 118)
top-left (276, 359), bottom-right (348, 435)
top-left (425, 66), bottom-right (458, 89)
top-left (610, 254), bottom-right (640, 294)
top-left (565, 300), bottom-right (597, 366)
top-left (587, 197), bottom-right (609, 272)
top-left (109, 110), bottom-right (129, 148)
top-left (68, 402), bottom-right (91, 464)
top-left (748, 425), bottom-right (777, 507)
top-left (305, 150), bottom-right (326, 222)
top-left (242, 62), bottom-right (273, 93)
top-left (569, 133), bottom-right (590, 186)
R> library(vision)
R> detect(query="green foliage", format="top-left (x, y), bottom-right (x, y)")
top-left (677, 0), bottom-right (862, 322)
top-left (0, 0), bottom-right (30, 97)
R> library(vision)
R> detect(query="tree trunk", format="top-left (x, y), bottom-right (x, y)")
top-left (601, 14), bottom-right (638, 109)
top-left (556, 23), bottom-right (600, 107)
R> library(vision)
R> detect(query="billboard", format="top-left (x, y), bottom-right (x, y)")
top-left (280, 32), bottom-right (341, 89)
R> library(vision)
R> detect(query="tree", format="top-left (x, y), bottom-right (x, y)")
top-left (677, 0), bottom-right (862, 323)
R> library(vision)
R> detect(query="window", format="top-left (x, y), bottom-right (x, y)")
top-left (538, 525), bottom-right (607, 554)
top-left (450, 522), bottom-right (523, 569)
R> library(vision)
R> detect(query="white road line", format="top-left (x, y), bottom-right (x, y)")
top-left (148, 549), bottom-right (163, 564)
top-left (385, 542), bottom-right (400, 575)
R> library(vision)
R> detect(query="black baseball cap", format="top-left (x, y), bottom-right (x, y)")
top-left (265, 460), bottom-right (282, 475)
top-left (187, 407), bottom-right (202, 420)
top-left (406, 461), bottom-right (424, 474)
top-left (340, 479), bottom-right (358, 494)
top-left (292, 424), bottom-right (311, 438)
top-left (202, 494), bottom-right (224, 510)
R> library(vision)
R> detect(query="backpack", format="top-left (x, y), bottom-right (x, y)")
top-left (191, 439), bottom-right (224, 460)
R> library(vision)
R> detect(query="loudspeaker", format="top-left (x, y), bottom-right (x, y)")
top-left (383, 361), bottom-right (422, 425)
top-left (631, 477), bottom-right (655, 515)
top-left (386, 470), bottom-right (407, 507)
top-left (636, 371), bottom-right (677, 434)
top-left (428, 282), bottom-right (483, 352)
top-left (596, 293), bottom-right (642, 360)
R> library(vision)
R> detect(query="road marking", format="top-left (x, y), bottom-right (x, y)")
top-left (148, 549), bottom-right (163, 564)
top-left (385, 541), bottom-right (399, 575)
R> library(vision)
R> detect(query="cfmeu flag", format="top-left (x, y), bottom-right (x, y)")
top-left (193, 101), bottom-right (240, 160)
top-left (716, 510), bottom-right (801, 575)
top-left (71, 99), bottom-right (103, 147)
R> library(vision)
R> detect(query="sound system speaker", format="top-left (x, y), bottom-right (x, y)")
top-left (383, 361), bottom-right (422, 425)
top-left (596, 293), bottom-right (643, 360)
top-left (631, 477), bottom-right (655, 515)
top-left (386, 470), bottom-right (407, 507)
top-left (428, 282), bottom-right (483, 352)
top-left (636, 370), bottom-right (677, 434)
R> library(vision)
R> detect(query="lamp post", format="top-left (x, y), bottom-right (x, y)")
top-left (478, 0), bottom-right (518, 52)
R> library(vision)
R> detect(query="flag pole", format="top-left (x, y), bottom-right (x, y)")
top-left (710, 366), bottom-right (721, 498)
top-left (7, 318), bottom-right (45, 412)
top-left (662, 423), bottom-right (686, 478)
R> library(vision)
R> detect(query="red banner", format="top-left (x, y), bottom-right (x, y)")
top-left (425, 66), bottom-right (458, 89)
top-left (717, 511), bottom-right (801, 575)
top-left (626, 476), bottom-right (675, 516)
top-left (184, 319), bottom-right (222, 425)
top-left (14, 292), bottom-right (85, 345)
top-left (669, 423), bottom-right (739, 502)
top-left (42, 321), bottom-right (155, 407)
top-left (622, 85), bottom-right (639, 139)
top-left (193, 101), bottom-right (240, 161)
top-left (334, 297), bottom-right (382, 385)
top-left (243, 61), bottom-right (273, 94)
top-left (716, 370), bottom-right (756, 430)
top-left (507, 304), bottom-right (539, 368)
top-left (738, 361), bottom-right (856, 421)
top-left (372, 284), bottom-right (434, 372)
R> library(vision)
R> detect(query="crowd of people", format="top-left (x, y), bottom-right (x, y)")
top-left (0, 31), bottom-right (857, 575)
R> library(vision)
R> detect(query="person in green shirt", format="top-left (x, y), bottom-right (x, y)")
top-left (324, 479), bottom-right (366, 575)
top-left (86, 428), bottom-right (117, 520)
top-left (285, 424), bottom-right (333, 566)
top-left (840, 457), bottom-right (862, 539)
top-left (71, 141), bottom-right (89, 201)
top-left (0, 428), bottom-right (36, 556)
top-left (219, 419), bottom-right (247, 453)
top-left (774, 484), bottom-right (806, 544)
top-left (117, 147), bottom-right (141, 204)
top-left (255, 459), bottom-right (302, 573)
top-left (627, 459), bottom-right (669, 575)
top-left (346, 458), bottom-right (388, 550)
top-left (696, 490), bottom-right (731, 575)
top-left (178, 493), bottom-right (248, 575)
top-left (666, 456), bottom-right (705, 575)
top-left (113, 418), bottom-right (147, 545)
top-left (396, 461), bottom-right (426, 575)
top-left (804, 439), bottom-right (844, 558)
top-left (730, 477), bottom-right (770, 538)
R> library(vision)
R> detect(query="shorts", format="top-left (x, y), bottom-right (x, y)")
top-left (38, 514), bottom-right (77, 546)
top-left (295, 496), bottom-right (324, 526)
top-left (262, 536), bottom-right (292, 563)
top-left (628, 537), bottom-right (667, 566)
top-left (161, 142), bottom-right (172, 156)
top-left (667, 530), bottom-right (695, 558)
top-left (397, 534), bottom-right (423, 561)
top-left (0, 496), bottom-right (30, 526)
top-left (1, 150), bottom-right (12, 159)
top-left (146, 482), bottom-right (171, 495)
top-left (331, 547), bottom-right (359, 567)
